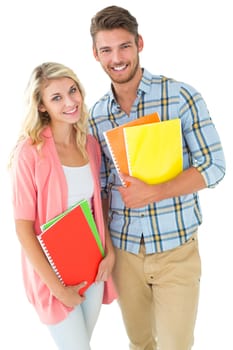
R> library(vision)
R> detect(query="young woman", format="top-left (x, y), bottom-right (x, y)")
top-left (10, 62), bottom-right (116, 350)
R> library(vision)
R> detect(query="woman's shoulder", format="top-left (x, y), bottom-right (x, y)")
top-left (87, 134), bottom-right (100, 149)
top-left (86, 134), bottom-right (101, 164)
top-left (14, 137), bottom-right (35, 158)
top-left (15, 127), bottom-right (52, 156)
top-left (10, 138), bottom-right (36, 172)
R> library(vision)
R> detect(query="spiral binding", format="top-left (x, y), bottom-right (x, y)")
top-left (38, 236), bottom-right (65, 285)
top-left (103, 131), bottom-right (126, 186)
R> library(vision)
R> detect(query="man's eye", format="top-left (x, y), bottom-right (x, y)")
top-left (100, 49), bottom-right (111, 54)
top-left (122, 44), bottom-right (130, 49)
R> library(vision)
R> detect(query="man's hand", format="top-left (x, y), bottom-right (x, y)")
top-left (118, 174), bottom-right (162, 208)
top-left (118, 167), bottom-right (207, 209)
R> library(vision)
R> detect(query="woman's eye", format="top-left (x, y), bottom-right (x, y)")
top-left (52, 95), bottom-right (61, 101)
top-left (71, 87), bottom-right (77, 94)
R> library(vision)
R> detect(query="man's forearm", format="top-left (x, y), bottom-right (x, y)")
top-left (157, 167), bottom-right (207, 202)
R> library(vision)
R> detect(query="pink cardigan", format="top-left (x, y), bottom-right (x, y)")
top-left (11, 127), bottom-right (117, 324)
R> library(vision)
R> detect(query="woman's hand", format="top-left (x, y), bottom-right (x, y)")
top-left (95, 250), bottom-right (115, 282)
top-left (52, 281), bottom-right (87, 308)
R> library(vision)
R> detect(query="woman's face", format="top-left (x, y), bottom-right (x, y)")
top-left (39, 77), bottom-right (83, 126)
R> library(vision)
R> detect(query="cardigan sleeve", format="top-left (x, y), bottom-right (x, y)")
top-left (11, 141), bottom-right (37, 220)
top-left (87, 134), bottom-right (101, 170)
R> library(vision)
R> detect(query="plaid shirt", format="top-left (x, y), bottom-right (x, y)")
top-left (89, 69), bottom-right (225, 254)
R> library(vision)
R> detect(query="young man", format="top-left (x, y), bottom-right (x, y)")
top-left (89, 5), bottom-right (225, 350)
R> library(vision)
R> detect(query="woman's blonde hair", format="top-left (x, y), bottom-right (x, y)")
top-left (10, 62), bottom-right (89, 165)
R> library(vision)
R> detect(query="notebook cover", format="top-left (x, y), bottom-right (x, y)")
top-left (103, 112), bottom-right (160, 185)
top-left (39, 200), bottom-right (104, 295)
top-left (79, 200), bottom-right (105, 256)
top-left (124, 119), bottom-right (183, 184)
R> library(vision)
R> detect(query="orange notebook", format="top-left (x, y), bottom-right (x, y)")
top-left (103, 112), bottom-right (160, 185)
top-left (38, 200), bottom-right (104, 295)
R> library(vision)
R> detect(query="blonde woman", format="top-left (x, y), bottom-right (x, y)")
top-left (10, 62), bottom-right (116, 350)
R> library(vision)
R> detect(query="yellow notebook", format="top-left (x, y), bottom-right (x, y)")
top-left (123, 119), bottom-right (183, 184)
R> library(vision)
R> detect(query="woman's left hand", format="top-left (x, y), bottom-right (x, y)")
top-left (95, 250), bottom-right (115, 282)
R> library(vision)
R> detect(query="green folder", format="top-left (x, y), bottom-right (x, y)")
top-left (40, 199), bottom-right (105, 257)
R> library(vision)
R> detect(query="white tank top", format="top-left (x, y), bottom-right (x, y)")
top-left (62, 163), bottom-right (94, 208)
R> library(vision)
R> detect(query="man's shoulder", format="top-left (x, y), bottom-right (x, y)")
top-left (159, 74), bottom-right (199, 95)
top-left (144, 69), bottom-right (197, 92)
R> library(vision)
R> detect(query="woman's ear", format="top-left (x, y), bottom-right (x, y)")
top-left (38, 104), bottom-right (46, 113)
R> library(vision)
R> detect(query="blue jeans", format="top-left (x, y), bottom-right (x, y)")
top-left (47, 281), bottom-right (104, 350)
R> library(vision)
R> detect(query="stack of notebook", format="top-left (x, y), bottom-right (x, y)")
top-left (38, 199), bottom-right (104, 295)
top-left (104, 113), bottom-right (183, 185)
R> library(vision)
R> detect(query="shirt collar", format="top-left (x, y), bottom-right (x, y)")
top-left (108, 68), bottom-right (153, 104)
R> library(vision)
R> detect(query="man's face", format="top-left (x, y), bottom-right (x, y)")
top-left (93, 28), bottom-right (143, 84)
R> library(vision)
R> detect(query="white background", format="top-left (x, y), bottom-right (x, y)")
top-left (0, 0), bottom-right (232, 349)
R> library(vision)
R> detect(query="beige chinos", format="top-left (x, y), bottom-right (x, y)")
top-left (112, 234), bottom-right (201, 350)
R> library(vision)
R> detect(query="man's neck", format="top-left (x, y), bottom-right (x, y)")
top-left (112, 68), bottom-right (143, 116)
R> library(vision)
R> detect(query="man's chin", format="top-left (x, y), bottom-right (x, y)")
top-left (109, 73), bottom-right (132, 85)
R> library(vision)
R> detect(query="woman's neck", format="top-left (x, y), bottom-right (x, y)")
top-left (51, 124), bottom-right (76, 146)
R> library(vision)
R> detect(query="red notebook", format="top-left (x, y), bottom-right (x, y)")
top-left (103, 112), bottom-right (160, 185)
top-left (38, 200), bottom-right (104, 295)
